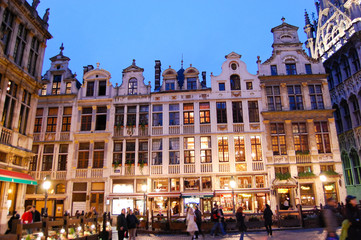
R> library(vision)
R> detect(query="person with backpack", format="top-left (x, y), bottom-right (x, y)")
top-left (210, 204), bottom-right (226, 238)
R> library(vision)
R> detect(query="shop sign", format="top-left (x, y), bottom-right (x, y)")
top-left (184, 197), bottom-right (200, 205)
top-left (277, 188), bottom-right (289, 193)
top-left (324, 185), bottom-right (334, 191)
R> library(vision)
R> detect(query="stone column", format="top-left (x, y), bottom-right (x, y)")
top-left (260, 84), bottom-right (267, 111)
top-left (328, 118), bottom-right (340, 153)
top-left (302, 82), bottom-right (311, 110)
top-left (27, 94), bottom-right (38, 136)
top-left (35, 41), bottom-right (47, 80)
top-left (280, 83), bottom-right (289, 110)
top-left (12, 87), bottom-right (24, 130)
top-left (106, 105), bottom-right (111, 132)
top-left (307, 119), bottom-right (318, 155)
top-left (77, 106), bottom-right (82, 132)
top-left (6, 17), bottom-right (20, 58)
top-left (263, 120), bottom-right (272, 152)
top-left (284, 120), bottom-right (294, 153)
top-left (322, 81), bottom-right (332, 109)
top-left (21, 30), bottom-right (34, 71)
top-left (91, 105), bottom-right (97, 132)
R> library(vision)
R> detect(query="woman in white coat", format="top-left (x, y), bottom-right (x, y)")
top-left (186, 207), bottom-right (199, 240)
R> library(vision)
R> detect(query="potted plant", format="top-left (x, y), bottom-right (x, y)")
top-left (127, 123), bottom-right (135, 135)
top-left (295, 150), bottom-right (310, 155)
top-left (113, 160), bottom-right (121, 170)
top-left (275, 172), bottom-right (291, 180)
top-left (298, 172), bottom-right (316, 178)
top-left (138, 160), bottom-right (148, 174)
top-left (323, 170), bottom-right (339, 176)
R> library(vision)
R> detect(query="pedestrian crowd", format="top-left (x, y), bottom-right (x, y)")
top-left (117, 208), bottom-right (140, 240)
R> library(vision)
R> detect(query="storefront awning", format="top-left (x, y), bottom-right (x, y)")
top-left (0, 169), bottom-right (37, 185)
top-left (181, 192), bottom-right (214, 198)
top-left (148, 192), bottom-right (181, 198)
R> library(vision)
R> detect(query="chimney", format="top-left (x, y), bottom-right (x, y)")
top-left (83, 65), bottom-right (94, 75)
top-left (155, 60), bottom-right (161, 91)
top-left (201, 71), bottom-right (206, 87)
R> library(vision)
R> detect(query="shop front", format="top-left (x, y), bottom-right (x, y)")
top-left (181, 193), bottom-right (213, 214)
top-left (148, 192), bottom-right (181, 217)
top-left (272, 178), bottom-right (297, 211)
top-left (110, 194), bottom-right (146, 215)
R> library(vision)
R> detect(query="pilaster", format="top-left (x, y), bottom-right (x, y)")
top-left (302, 82), bottom-right (311, 110)
top-left (307, 119), bottom-right (318, 154)
top-left (280, 83), bottom-right (289, 110)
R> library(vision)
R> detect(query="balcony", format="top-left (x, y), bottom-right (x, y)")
top-left (252, 162), bottom-right (264, 171)
top-left (217, 125), bottom-right (228, 132)
top-left (296, 154), bottom-right (311, 164)
top-left (138, 126), bottom-right (149, 136)
top-left (152, 126), bottom-right (163, 135)
top-left (59, 132), bottom-right (70, 141)
top-left (233, 124), bottom-right (244, 133)
top-left (33, 133), bottom-right (41, 142)
top-left (0, 127), bottom-right (12, 145)
top-left (151, 165), bottom-right (162, 175)
top-left (250, 123), bottom-right (260, 131)
top-left (169, 165), bottom-right (180, 174)
top-left (183, 125), bottom-right (194, 134)
top-left (55, 171), bottom-right (67, 180)
top-left (169, 126), bottom-right (180, 135)
top-left (75, 169), bottom-right (88, 178)
top-left (124, 166), bottom-right (135, 176)
top-left (219, 163), bottom-right (230, 172)
top-left (273, 156), bottom-right (289, 164)
top-left (184, 164), bottom-right (195, 173)
top-left (39, 171), bottom-right (52, 180)
top-left (201, 163), bottom-right (212, 173)
top-left (114, 127), bottom-right (124, 137)
top-left (200, 124), bottom-right (211, 133)
top-left (91, 168), bottom-right (103, 178)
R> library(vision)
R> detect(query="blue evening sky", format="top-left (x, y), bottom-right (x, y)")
top-left (34, 0), bottom-right (317, 87)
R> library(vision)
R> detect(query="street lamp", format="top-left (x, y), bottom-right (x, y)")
top-left (320, 175), bottom-right (327, 182)
top-left (43, 178), bottom-right (51, 217)
top-left (142, 184), bottom-right (147, 216)
top-left (230, 177), bottom-right (237, 214)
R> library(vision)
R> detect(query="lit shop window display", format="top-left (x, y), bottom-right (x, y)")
top-left (112, 199), bottom-right (133, 215)
top-left (153, 197), bottom-right (168, 211)
top-left (323, 183), bottom-right (338, 201)
top-left (113, 183), bottom-right (133, 193)
top-left (153, 179), bottom-right (168, 191)
top-left (300, 184), bottom-right (315, 206)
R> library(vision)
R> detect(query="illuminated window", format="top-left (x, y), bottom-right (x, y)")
top-left (293, 122), bottom-right (309, 152)
top-left (169, 138), bottom-right (180, 165)
top-left (218, 137), bottom-right (229, 162)
top-left (199, 102), bottom-right (210, 124)
top-left (271, 123), bottom-right (286, 155)
top-left (250, 136), bottom-right (262, 161)
top-left (234, 136), bottom-right (245, 162)
top-left (200, 137), bottom-right (211, 163)
top-left (314, 122), bottom-right (331, 153)
top-left (183, 103), bottom-right (194, 125)
top-left (184, 137), bottom-right (195, 164)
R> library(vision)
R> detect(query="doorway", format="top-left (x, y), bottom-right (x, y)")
top-left (90, 193), bottom-right (104, 214)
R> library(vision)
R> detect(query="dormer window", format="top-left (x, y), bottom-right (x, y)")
top-left (165, 80), bottom-right (175, 91)
top-left (65, 82), bottom-right (72, 94)
top-left (98, 80), bottom-right (106, 96)
top-left (128, 78), bottom-right (137, 95)
top-left (230, 74), bottom-right (241, 90)
top-left (286, 63), bottom-right (297, 75)
top-left (187, 78), bottom-right (196, 90)
top-left (271, 65), bottom-right (278, 76)
top-left (231, 63), bottom-right (237, 70)
top-left (52, 75), bottom-right (61, 95)
top-left (86, 81), bottom-right (94, 96)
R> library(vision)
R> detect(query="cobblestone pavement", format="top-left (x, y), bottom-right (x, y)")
top-left (112, 228), bottom-right (341, 240)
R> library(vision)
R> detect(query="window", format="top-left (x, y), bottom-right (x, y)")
top-left (350, 96), bottom-right (361, 126)
top-left (230, 75), bottom-right (241, 90)
top-left (126, 106), bottom-right (136, 126)
top-left (93, 142), bottom-right (105, 168)
top-left (19, 90), bottom-right (31, 135)
top-left (300, 184), bottom-right (315, 206)
top-left (342, 152), bottom-right (353, 185)
top-left (297, 166), bottom-right (312, 174)
top-left (81, 107), bottom-right (92, 131)
top-left (27, 37), bottom-right (40, 76)
top-left (323, 183), bottom-right (338, 202)
top-left (216, 102), bottom-right (227, 123)
top-left (286, 63), bottom-right (297, 75)
top-left (152, 139), bottom-right (162, 165)
top-left (231, 63), bottom-right (237, 70)
top-left (270, 65), bottom-right (278, 76)
top-left (187, 78), bottom-right (197, 90)
top-left (52, 75), bottom-right (61, 95)
top-left (46, 107), bottom-right (58, 132)
top-left (58, 144), bottom-right (68, 171)
top-left (183, 103), bottom-right (194, 125)
top-left (202, 177), bottom-right (212, 190)
top-left (98, 80), bottom-right (106, 96)
top-left (350, 150), bottom-right (361, 185)
top-left (251, 136), bottom-right (262, 161)
top-left (266, 86), bottom-right (282, 111)
top-left (41, 84), bottom-right (47, 95)
top-left (169, 104), bottom-right (180, 126)
top-left (341, 56), bottom-right (351, 79)
top-left (1, 8), bottom-right (15, 54)
top-left (139, 105), bottom-right (149, 126)
top-left (128, 78), bottom-right (137, 95)
top-left (271, 123), bottom-right (286, 155)
top-left (350, 48), bottom-right (360, 72)
top-left (305, 64), bottom-right (312, 74)
top-left (256, 176), bottom-right (265, 188)
top-left (184, 137), bottom-right (195, 164)
top-left (65, 82), bottom-right (72, 94)
top-left (248, 101), bottom-right (259, 122)
top-left (30, 145), bottom-right (38, 171)
top-left (115, 106), bottom-right (124, 127)
top-left (56, 184), bottom-right (66, 194)
top-left (153, 179), bottom-right (168, 192)
top-left (152, 105), bottom-right (163, 126)
top-left (86, 81), bottom-right (94, 96)
top-left (169, 138), bottom-right (180, 164)
top-left (123, 141), bottom-right (135, 165)
top-left (326, 68), bottom-right (334, 89)
top-left (232, 102), bottom-right (243, 123)
top-left (275, 167), bottom-right (290, 174)
top-left (218, 137), bottom-right (229, 162)
top-left (333, 62), bottom-right (342, 84)
top-left (234, 136), bottom-right (245, 162)
top-left (184, 178), bottom-right (200, 191)
top-left (13, 24), bottom-right (28, 66)
top-left (200, 137), bottom-right (211, 163)
top-left (246, 82), bottom-right (253, 90)
top-left (113, 142), bottom-right (123, 166)
top-left (165, 80), bottom-right (175, 91)
top-left (42, 144), bottom-right (54, 171)
top-left (218, 83), bottom-right (225, 91)
top-left (309, 85), bottom-right (324, 109)
top-left (238, 176), bottom-right (252, 188)
top-left (138, 140), bottom-right (148, 165)
top-left (199, 102), bottom-right (210, 124)
top-left (2, 80), bottom-right (18, 129)
top-left (341, 101), bottom-right (352, 130)
top-left (78, 143), bottom-right (90, 169)
top-left (171, 178), bottom-right (180, 191)
top-left (34, 108), bottom-right (43, 133)
top-left (293, 122), bottom-right (309, 152)
top-left (62, 107), bottom-right (72, 132)
top-left (220, 177), bottom-right (231, 189)
top-left (314, 122), bottom-right (331, 153)
top-left (334, 105), bottom-right (343, 133)
top-left (288, 85), bottom-right (303, 110)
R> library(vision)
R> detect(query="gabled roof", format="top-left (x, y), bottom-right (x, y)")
top-left (271, 22), bottom-right (299, 33)
top-left (225, 51), bottom-right (242, 59)
top-left (49, 43), bottom-right (70, 62)
top-left (122, 59), bottom-right (144, 73)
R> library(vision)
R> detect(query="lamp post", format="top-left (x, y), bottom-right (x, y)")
top-left (230, 177), bottom-right (236, 214)
top-left (142, 184), bottom-right (147, 216)
top-left (43, 179), bottom-right (51, 217)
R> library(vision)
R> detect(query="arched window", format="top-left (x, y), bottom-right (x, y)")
top-left (230, 75), bottom-right (241, 90)
top-left (350, 149), bottom-right (361, 185)
top-left (56, 184), bottom-right (66, 194)
top-left (333, 62), bottom-right (342, 84)
top-left (341, 55), bottom-right (351, 78)
top-left (333, 104), bottom-right (343, 133)
top-left (342, 151), bottom-right (353, 185)
top-left (128, 78), bottom-right (137, 95)
top-left (350, 48), bottom-right (360, 73)
top-left (349, 95), bottom-right (361, 127)
top-left (341, 100), bottom-right (352, 130)
top-left (326, 67), bottom-right (334, 89)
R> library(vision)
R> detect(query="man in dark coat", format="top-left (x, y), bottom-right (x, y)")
top-left (32, 206), bottom-right (41, 222)
top-left (323, 198), bottom-right (338, 239)
top-left (263, 204), bottom-right (273, 237)
top-left (126, 209), bottom-right (140, 240)
top-left (345, 195), bottom-right (361, 240)
top-left (117, 208), bottom-right (127, 240)
top-left (194, 206), bottom-right (203, 239)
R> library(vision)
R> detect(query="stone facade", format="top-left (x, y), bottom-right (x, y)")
top-left (305, 0), bottom-right (361, 199)
top-left (0, 0), bottom-right (51, 231)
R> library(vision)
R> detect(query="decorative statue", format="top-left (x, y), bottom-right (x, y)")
top-left (32, 0), bottom-right (40, 9)
top-left (43, 8), bottom-right (50, 23)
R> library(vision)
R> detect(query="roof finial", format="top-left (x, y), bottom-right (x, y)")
top-left (96, 62), bottom-right (100, 68)
top-left (304, 9), bottom-right (311, 25)
top-left (181, 54), bottom-right (184, 69)
top-left (281, 16), bottom-right (285, 23)
top-left (60, 43), bottom-right (64, 54)
top-left (132, 59), bottom-right (136, 66)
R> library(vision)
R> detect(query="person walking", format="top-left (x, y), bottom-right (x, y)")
top-left (236, 207), bottom-right (247, 240)
top-left (117, 208), bottom-right (127, 240)
top-left (323, 198), bottom-right (339, 239)
top-left (210, 204), bottom-right (226, 238)
top-left (126, 209), bottom-right (139, 240)
top-left (345, 195), bottom-right (361, 240)
top-left (186, 207), bottom-right (198, 240)
top-left (194, 206), bottom-right (203, 239)
top-left (263, 204), bottom-right (273, 237)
